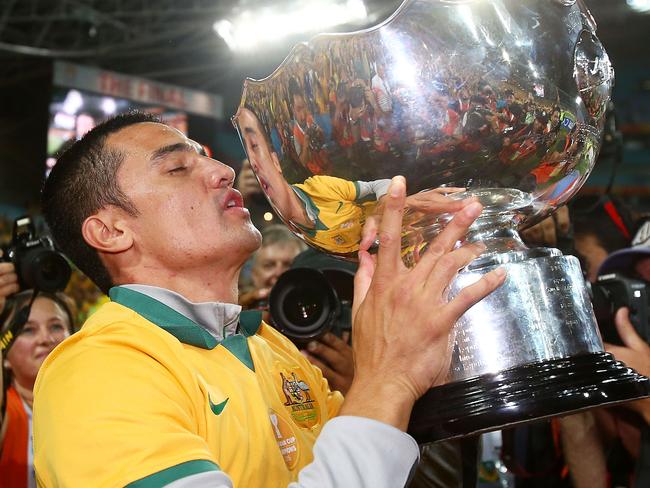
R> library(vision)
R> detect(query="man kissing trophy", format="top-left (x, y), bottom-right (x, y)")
top-left (233, 0), bottom-right (650, 442)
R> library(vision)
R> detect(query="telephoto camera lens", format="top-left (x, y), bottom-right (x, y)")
top-left (19, 247), bottom-right (72, 293)
top-left (269, 268), bottom-right (340, 344)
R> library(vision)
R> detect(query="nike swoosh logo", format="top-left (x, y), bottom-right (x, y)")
top-left (209, 396), bottom-right (229, 415)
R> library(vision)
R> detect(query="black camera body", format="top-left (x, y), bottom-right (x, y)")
top-left (591, 273), bottom-right (649, 346)
top-left (268, 267), bottom-right (353, 346)
top-left (1, 216), bottom-right (71, 293)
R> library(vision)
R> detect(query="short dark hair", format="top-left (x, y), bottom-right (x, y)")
top-left (42, 111), bottom-right (160, 294)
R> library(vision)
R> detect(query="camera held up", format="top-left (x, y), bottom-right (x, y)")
top-left (1, 216), bottom-right (71, 293)
top-left (591, 273), bottom-right (650, 346)
top-left (268, 267), bottom-right (353, 346)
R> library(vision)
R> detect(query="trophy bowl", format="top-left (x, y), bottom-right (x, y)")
top-left (233, 0), bottom-right (650, 442)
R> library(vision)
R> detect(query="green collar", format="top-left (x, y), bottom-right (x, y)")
top-left (109, 287), bottom-right (262, 371)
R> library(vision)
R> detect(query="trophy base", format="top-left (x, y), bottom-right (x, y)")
top-left (408, 352), bottom-right (650, 443)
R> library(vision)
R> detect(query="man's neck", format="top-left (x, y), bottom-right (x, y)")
top-left (116, 264), bottom-right (240, 304)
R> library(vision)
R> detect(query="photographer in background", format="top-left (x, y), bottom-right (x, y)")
top-left (598, 220), bottom-right (650, 425)
top-left (270, 248), bottom-right (356, 395)
top-left (0, 217), bottom-right (74, 488)
top-left (561, 220), bottom-right (650, 488)
top-left (238, 225), bottom-right (305, 312)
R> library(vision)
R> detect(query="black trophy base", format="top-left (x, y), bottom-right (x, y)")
top-left (408, 352), bottom-right (650, 444)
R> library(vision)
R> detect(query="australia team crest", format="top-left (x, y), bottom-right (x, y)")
top-left (278, 370), bottom-right (321, 428)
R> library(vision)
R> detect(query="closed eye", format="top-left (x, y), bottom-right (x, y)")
top-left (168, 166), bottom-right (187, 174)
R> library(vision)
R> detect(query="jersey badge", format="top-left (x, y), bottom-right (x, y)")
top-left (278, 371), bottom-right (321, 428)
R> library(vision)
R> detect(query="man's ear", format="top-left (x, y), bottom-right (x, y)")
top-left (272, 152), bottom-right (283, 173)
top-left (81, 208), bottom-right (134, 254)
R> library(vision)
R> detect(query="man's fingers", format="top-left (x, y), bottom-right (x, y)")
top-left (353, 250), bottom-right (375, 318)
top-left (306, 340), bottom-right (348, 370)
top-left (445, 268), bottom-right (506, 323)
top-left (0, 261), bottom-right (16, 274)
top-left (433, 187), bottom-right (466, 194)
top-left (318, 332), bottom-right (349, 351)
top-left (0, 270), bottom-right (18, 287)
top-left (429, 201), bottom-right (483, 253)
top-left (420, 242), bottom-right (486, 292)
top-left (303, 352), bottom-right (339, 382)
top-left (0, 283), bottom-right (20, 298)
top-left (614, 308), bottom-right (647, 350)
top-left (375, 176), bottom-right (407, 277)
top-left (360, 214), bottom-right (379, 252)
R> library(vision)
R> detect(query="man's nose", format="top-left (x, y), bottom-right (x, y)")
top-left (205, 159), bottom-right (236, 189)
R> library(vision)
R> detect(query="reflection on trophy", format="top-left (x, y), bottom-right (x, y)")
top-left (233, 0), bottom-right (650, 442)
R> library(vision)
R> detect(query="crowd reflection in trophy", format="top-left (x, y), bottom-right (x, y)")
top-left (241, 35), bottom-right (597, 202)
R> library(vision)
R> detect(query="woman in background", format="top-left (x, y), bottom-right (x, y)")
top-left (0, 287), bottom-right (75, 488)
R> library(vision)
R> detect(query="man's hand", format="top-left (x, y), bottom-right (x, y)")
top-left (238, 287), bottom-right (271, 310)
top-left (302, 332), bottom-right (353, 395)
top-left (340, 176), bottom-right (506, 430)
top-left (605, 307), bottom-right (650, 424)
top-left (0, 258), bottom-right (19, 314)
top-left (360, 187), bottom-right (470, 251)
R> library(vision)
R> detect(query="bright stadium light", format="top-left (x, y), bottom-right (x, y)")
top-left (627, 0), bottom-right (650, 13)
top-left (214, 0), bottom-right (368, 52)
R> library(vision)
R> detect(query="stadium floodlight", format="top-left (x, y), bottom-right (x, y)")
top-left (214, 0), bottom-right (368, 52)
top-left (627, 0), bottom-right (650, 13)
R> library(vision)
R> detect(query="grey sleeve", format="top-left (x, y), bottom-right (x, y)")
top-left (356, 179), bottom-right (392, 200)
top-left (289, 416), bottom-right (420, 488)
top-left (164, 416), bottom-right (419, 488)
top-left (164, 471), bottom-right (232, 488)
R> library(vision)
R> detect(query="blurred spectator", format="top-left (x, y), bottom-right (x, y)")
top-left (238, 225), bottom-right (305, 311)
top-left (561, 221), bottom-right (650, 488)
top-left (571, 196), bottom-right (634, 282)
top-left (0, 254), bottom-right (19, 313)
top-left (1, 289), bottom-right (75, 488)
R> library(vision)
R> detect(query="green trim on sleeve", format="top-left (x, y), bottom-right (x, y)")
top-left (126, 460), bottom-right (220, 488)
top-left (353, 180), bottom-right (361, 201)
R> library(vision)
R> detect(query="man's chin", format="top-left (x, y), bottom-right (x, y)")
top-left (245, 222), bottom-right (263, 251)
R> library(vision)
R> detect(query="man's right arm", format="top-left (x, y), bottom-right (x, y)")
top-left (170, 177), bottom-right (505, 488)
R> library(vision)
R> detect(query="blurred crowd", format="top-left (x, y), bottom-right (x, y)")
top-left (242, 35), bottom-right (596, 201)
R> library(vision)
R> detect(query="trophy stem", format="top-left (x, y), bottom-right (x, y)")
top-left (464, 214), bottom-right (529, 255)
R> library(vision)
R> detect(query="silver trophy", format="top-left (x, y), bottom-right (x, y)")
top-left (234, 0), bottom-right (649, 441)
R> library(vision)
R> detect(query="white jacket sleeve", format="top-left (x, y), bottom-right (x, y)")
top-left (165, 416), bottom-right (419, 488)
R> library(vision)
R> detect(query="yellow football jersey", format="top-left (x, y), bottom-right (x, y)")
top-left (33, 287), bottom-right (343, 487)
top-left (292, 175), bottom-right (377, 254)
